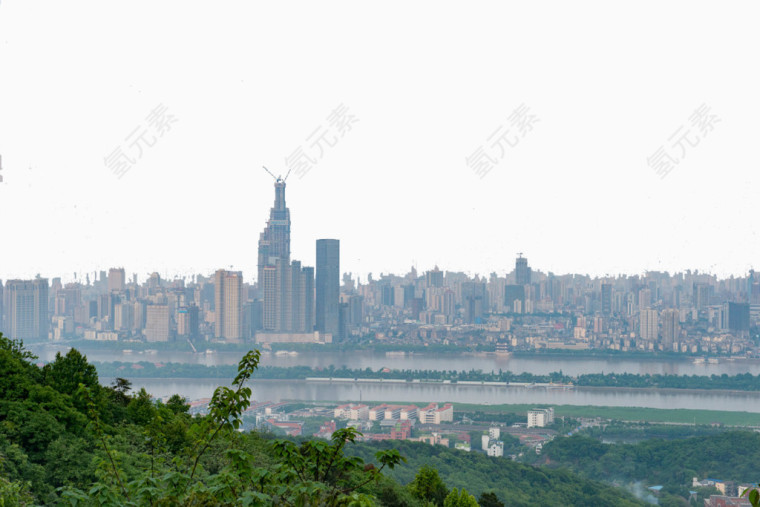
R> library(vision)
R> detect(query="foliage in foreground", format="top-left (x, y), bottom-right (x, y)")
top-left (1, 332), bottom-right (649, 506)
top-left (352, 440), bottom-right (645, 507)
top-left (0, 333), bottom-right (405, 505)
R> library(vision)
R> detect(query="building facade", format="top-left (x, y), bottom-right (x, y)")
top-left (2, 278), bottom-right (49, 340)
top-left (316, 239), bottom-right (340, 338)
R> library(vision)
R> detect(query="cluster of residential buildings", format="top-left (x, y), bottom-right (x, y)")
top-left (333, 403), bottom-right (454, 424)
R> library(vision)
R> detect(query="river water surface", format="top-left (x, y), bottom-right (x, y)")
top-left (32, 343), bottom-right (760, 414)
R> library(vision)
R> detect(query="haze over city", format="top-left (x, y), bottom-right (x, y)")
top-left (1, 2), bottom-right (759, 282)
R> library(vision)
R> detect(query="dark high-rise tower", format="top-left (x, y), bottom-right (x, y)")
top-left (316, 239), bottom-right (340, 338)
top-left (726, 302), bottom-right (750, 334)
top-left (461, 281), bottom-right (486, 323)
top-left (515, 254), bottom-right (531, 286)
top-left (257, 178), bottom-right (291, 285)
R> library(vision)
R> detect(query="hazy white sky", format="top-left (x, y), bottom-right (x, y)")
top-left (1, 1), bottom-right (758, 284)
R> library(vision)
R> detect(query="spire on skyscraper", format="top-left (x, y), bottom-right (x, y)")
top-left (257, 168), bottom-right (292, 285)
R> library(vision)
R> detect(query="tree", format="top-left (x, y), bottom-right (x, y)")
top-left (165, 394), bottom-right (189, 414)
top-left (109, 378), bottom-right (132, 407)
top-left (478, 491), bottom-right (505, 507)
top-left (409, 466), bottom-right (449, 506)
top-left (0, 473), bottom-right (34, 506)
top-left (444, 488), bottom-right (479, 507)
top-left (59, 349), bottom-right (406, 506)
top-left (125, 388), bottom-right (155, 426)
top-left (42, 349), bottom-right (98, 397)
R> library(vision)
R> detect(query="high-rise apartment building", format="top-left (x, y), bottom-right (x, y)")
top-left (144, 304), bottom-right (170, 342)
top-left (660, 308), bottom-right (680, 347)
top-left (108, 268), bottom-right (126, 292)
top-left (215, 269), bottom-right (243, 342)
top-left (2, 279), bottom-right (49, 340)
top-left (638, 288), bottom-right (652, 310)
top-left (601, 283), bottom-right (612, 315)
top-left (693, 283), bottom-right (711, 310)
top-left (426, 266), bottom-right (444, 288)
top-left (114, 302), bottom-right (134, 332)
top-left (639, 309), bottom-right (658, 341)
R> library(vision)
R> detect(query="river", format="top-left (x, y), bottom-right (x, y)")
top-left (30, 343), bottom-right (760, 377)
top-left (32, 343), bottom-right (760, 414)
top-left (101, 377), bottom-right (760, 416)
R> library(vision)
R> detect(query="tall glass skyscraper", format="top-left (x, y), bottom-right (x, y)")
top-left (316, 239), bottom-right (340, 338)
top-left (257, 179), bottom-right (291, 285)
top-left (257, 177), bottom-right (313, 333)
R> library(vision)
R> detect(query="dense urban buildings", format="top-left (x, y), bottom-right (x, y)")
top-left (2, 252), bottom-right (760, 356)
top-left (1, 187), bottom-right (758, 355)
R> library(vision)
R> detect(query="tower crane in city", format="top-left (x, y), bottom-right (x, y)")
top-left (263, 165), bottom-right (292, 183)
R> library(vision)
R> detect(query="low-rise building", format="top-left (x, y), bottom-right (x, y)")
top-left (419, 403), bottom-right (454, 424)
top-left (487, 441), bottom-right (504, 457)
top-left (334, 404), bottom-right (369, 420)
top-left (527, 407), bottom-right (554, 428)
top-left (266, 419), bottom-right (303, 437)
top-left (400, 405), bottom-right (418, 420)
top-left (481, 434), bottom-right (491, 451)
top-left (703, 494), bottom-right (751, 507)
top-left (313, 420), bottom-right (336, 439)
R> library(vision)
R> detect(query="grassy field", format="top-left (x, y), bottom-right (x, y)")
top-left (449, 402), bottom-right (760, 426)
top-left (321, 399), bottom-right (760, 426)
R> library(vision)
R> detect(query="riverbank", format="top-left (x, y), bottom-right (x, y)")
top-left (32, 339), bottom-right (750, 360)
top-left (91, 361), bottom-right (760, 392)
